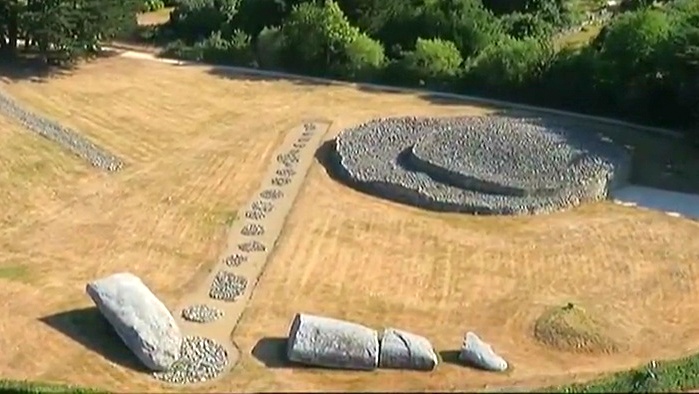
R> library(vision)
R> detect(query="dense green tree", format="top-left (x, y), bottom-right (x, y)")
top-left (394, 37), bottom-right (463, 86)
top-left (167, 0), bottom-right (238, 43)
top-left (0, 0), bottom-right (138, 62)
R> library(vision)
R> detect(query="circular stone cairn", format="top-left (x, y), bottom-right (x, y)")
top-left (239, 240), bottom-right (266, 253)
top-left (209, 271), bottom-right (249, 301)
top-left (272, 176), bottom-right (292, 186)
top-left (181, 304), bottom-right (224, 323)
top-left (241, 223), bottom-right (265, 236)
top-left (153, 336), bottom-right (228, 384)
top-left (276, 168), bottom-right (296, 177)
top-left (277, 152), bottom-right (299, 167)
top-left (222, 253), bottom-right (248, 267)
top-left (245, 209), bottom-right (266, 220)
top-left (251, 200), bottom-right (274, 213)
top-left (332, 116), bottom-right (631, 215)
top-left (260, 189), bottom-right (284, 200)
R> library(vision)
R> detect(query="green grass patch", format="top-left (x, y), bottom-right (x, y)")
top-left (549, 353), bottom-right (699, 392)
top-left (0, 379), bottom-right (105, 394)
top-left (0, 264), bottom-right (31, 282)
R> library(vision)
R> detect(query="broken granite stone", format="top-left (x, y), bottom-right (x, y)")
top-left (286, 313), bottom-right (379, 370)
top-left (459, 332), bottom-right (508, 372)
top-left (86, 272), bottom-right (182, 371)
top-left (378, 327), bottom-right (438, 371)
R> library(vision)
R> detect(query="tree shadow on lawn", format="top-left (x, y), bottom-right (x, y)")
top-left (204, 64), bottom-right (331, 88)
top-left (39, 307), bottom-right (149, 373)
top-left (0, 50), bottom-right (120, 83)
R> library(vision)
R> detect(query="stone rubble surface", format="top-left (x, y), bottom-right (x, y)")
top-left (181, 304), bottom-right (224, 323)
top-left (0, 90), bottom-right (124, 172)
top-left (332, 116), bottom-right (631, 215)
top-left (153, 336), bottom-right (228, 384)
top-left (208, 271), bottom-right (248, 302)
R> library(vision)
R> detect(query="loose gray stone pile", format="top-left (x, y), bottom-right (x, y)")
top-left (378, 328), bottom-right (438, 371)
top-left (222, 253), bottom-right (248, 267)
top-left (287, 313), bottom-right (380, 370)
top-left (459, 332), bottom-right (508, 372)
top-left (276, 168), bottom-right (296, 177)
top-left (238, 240), bottom-right (266, 252)
top-left (85, 272), bottom-right (182, 371)
top-left (251, 201), bottom-right (274, 213)
top-left (153, 336), bottom-right (228, 384)
top-left (272, 176), bottom-right (292, 186)
top-left (0, 90), bottom-right (124, 172)
top-left (208, 271), bottom-right (248, 301)
top-left (241, 223), bottom-right (264, 236)
top-left (181, 304), bottom-right (224, 323)
top-left (260, 189), bottom-right (284, 200)
top-left (331, 115), bottom-right (631, 215)
top-left (245, 209), bottom-right (265, 220)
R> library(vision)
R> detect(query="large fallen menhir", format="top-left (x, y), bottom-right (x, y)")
top-left (330, 115), bottom-right (631, 215)
top-left (286, 314), bottom-right (438, 371)
top-left (86, 272), bottom-right (183, 371)
top-left (287, 313), bottom-right (380, 370)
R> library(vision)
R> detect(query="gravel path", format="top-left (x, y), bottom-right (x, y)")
top-left (159, 122), bottom-right (330, 385)
top-left (0, 89), bottom-right (125, 172)
top-left (333, 116), bottom-right (630, 215)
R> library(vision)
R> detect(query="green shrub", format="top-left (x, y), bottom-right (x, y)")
top-left (141, 0), bottom-right (165, 12)
top-left (500, 12), bottom-right (554, 39)
top-left (336, 33), bottom-right (385, 80)
top-left (256, 26), bottom-right (284, 69)
top-left (162, 38), bottom-right (205, 60)
top-left (232, 0), bottom-right (306, 40)
top-left (464, 36), bottom-right (554, 92)
top-left (396, 38), bottom-right (463, 87)
top-left (200, 30), bottom-right (255, 66)
top-left (167, 0), bottom-right (239, 43)
top-left (280, 0), bottom-right (362, 76)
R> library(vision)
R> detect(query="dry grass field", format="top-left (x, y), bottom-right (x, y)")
top-left (1, 55), bottom-right (699, 393)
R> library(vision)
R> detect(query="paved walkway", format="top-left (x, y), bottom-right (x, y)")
top-left (611, 186), bottom-right (699, 221)
top-left (171, 121), bottom-right (330, 383)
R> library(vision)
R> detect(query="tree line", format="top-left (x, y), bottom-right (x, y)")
top-left (0, 0), bottom-right (697, 141)
top-left (156, 0), bottom-right (699, 141)
top-left (0, 0), bottom-right (139, 62)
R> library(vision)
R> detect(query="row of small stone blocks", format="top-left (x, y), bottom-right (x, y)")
top-left (181, 124), bottom-right (317, 323)
top-left (287, 313), bottom-right (509, 372)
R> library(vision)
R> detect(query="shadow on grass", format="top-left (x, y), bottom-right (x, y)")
top-left (438, 350), bottom-right (462, 367)
top-left (251, 336), bottom-right (311, 369)
top-left (0, 50), bottom-right (120, 83)
top-left (38, 307), bottom-right (149, 373)
top-left (205, 65), bottom-right (331, 88)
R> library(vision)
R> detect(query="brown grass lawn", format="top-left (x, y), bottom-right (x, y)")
top-left (1, 55), bottom-right (699, 392)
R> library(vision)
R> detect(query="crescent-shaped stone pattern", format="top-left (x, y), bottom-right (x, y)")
top-left (331, 115), bottom-right (631, 215)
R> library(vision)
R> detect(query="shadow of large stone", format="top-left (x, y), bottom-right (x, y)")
top-left (39, 306), bottom-right (149, 373)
